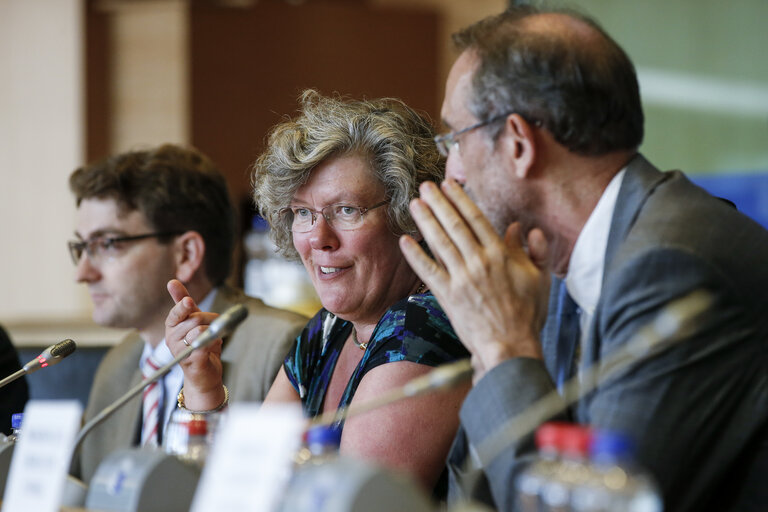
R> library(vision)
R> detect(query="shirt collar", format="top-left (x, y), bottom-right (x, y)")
top-left (565, 168), bottom-right (627, 315)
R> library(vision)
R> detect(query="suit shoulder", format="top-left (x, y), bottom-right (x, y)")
top-left (97, 333), bottom-right (143, 369)
top-left (216, 286), bottom-right (308, 324)
top-left (239, 295), bottom-right (309, 327)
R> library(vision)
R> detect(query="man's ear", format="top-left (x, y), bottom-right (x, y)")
top-left (173, 231), bottom-right (205, 283)
top-left (499, 113), bottom-right (537, 179)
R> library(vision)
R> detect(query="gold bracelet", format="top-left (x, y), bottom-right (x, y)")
top-left (177, 385), bottom-right (229, 413)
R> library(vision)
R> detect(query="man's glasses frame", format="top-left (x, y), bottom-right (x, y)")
top-left (68, 232), bottom-right (181, 265)
top-left (434, 110), bottom-right (528, 157)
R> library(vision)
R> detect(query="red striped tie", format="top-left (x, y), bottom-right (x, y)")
top-left (141, 354), bottom-right (162, 447)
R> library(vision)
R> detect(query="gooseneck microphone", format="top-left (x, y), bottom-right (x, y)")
top-left (69, 303), bottom-right (248, 468)
top-left (0, 339), bottom-right (77, 389)
top-left (311, 358), bottom-right (474, 428)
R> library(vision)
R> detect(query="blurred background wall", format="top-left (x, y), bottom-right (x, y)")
top-left (1, 0), bottom-right (766, 347)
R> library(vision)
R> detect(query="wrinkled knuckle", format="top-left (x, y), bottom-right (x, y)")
top-left (468, 209), bottom-right (487, 225)
top-left (452, 268), bottom-right (473, 292)
top-left (467, 252), bottom-right (492, 277)
top-left (448, 216), bottom-right (466, 234)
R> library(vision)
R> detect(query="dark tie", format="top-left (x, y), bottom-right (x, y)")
top-left (555, 281), bottom-right (581, 393)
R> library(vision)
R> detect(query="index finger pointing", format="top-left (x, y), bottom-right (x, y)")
top-left (167, 279), bottom-right (191, 304)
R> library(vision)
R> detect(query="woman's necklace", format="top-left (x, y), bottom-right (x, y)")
top-left (351, 283), bottom-right (427, 351)
top-left (352, 328), bottom-right (368, 351)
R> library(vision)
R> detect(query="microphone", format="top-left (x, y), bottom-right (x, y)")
top-left (187, 302), bottom-right (248, 350)
top-left (69, 303), bottom-right (248, 467)
top-left (0, 339), bottom-right (77, 389)
top-left (23, 339), bottom-right (77, 373)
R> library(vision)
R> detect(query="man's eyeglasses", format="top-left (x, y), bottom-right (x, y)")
top-left (68, 232), bottom-right (181, 265)
top-left (433, 111), bottom-right (518, 158)
top-left (280, 201), bottom-right (388, 233)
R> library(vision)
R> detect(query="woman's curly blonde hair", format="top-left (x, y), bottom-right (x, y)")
top-left (252, 89), bottom-right (444, 260)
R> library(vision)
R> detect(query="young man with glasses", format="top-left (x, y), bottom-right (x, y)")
top-left (400, 6), bottom-right (768, 511)
top-left (68, 144), bottom-right (307, 483)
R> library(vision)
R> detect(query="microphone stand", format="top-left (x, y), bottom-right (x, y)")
top-left (311, 358), bottom-right (473, 428)
top-left (0, 339), bottom-right (77, 389)
top-left (0, 369), bottom-right (29, 390)
top-left (69, 304), bottom-right (248, 474)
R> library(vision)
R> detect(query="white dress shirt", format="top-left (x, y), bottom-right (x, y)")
top-left (565, 168), bottom-right (627, 341)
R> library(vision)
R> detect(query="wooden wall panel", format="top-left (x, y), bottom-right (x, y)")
top-left (190, 0), bottom-right (441, 204)
top-left (85, 0), bottom-right (112, 164)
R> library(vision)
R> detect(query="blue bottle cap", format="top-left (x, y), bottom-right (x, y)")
top-left (590, 429), bottom-right (635, 462)
top-left (11, 413), bottom-right (23, 430)
top-left (306, 425), bottom-right (341, 448)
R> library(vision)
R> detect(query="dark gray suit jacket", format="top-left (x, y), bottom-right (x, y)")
top-left (75, 286), bottom-right (307, 483)
top-left (447, 155), bottom-right (768, 511)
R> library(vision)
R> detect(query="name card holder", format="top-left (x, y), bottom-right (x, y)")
top-left (190, 403), bottom-right (305, 512)
top-left (1, 400), bottom-right (83, 512)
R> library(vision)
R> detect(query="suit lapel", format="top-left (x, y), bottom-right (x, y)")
top-left (116, 334), bottom-right (145, 446)
top-left (545, 156), bottom-right (664, 378)
top-left (604, 154), bottom-right (670, 273)
top-left (578, 154), bottom-right (671, 415)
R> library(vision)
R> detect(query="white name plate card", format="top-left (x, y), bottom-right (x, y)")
top-left (1, 400), bottom-right (83, 512)
top-left (191, 403), bottom-right (305, 512)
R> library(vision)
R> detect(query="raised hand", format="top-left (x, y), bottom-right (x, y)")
top-left (399, 179), bottom-right (551, 382)
top-left (165, 279), bottom-right (226, 410)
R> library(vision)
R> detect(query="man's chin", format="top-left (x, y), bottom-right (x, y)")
top-left (91, 310), bottom-right (125, 329)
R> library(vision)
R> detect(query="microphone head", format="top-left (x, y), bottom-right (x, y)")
top-left (224, 303), bottom-right (248, 326)
top-left (50, 339), bottom-right (77, 359)
top-left (189, 304), bottom-right (249, 349)
top-left (22, 339), bottom-right (78, 374)
top-left (208, 304), bottom-right (249, 338)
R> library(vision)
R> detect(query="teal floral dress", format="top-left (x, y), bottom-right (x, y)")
top-left (283, 292), bottom-right (469, 424)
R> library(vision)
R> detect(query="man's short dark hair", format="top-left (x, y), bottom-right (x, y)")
top-left (69, 144), bottom-right (235, 285)
top-left (453, 6), bottom-right (644, 156)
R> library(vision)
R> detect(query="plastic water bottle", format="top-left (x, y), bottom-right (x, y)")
top-left (290, 424), bottom-right (342, 473)
top-left (571, 430), bottom-right (663, 512)
top-left (516, 422), bottom-right (569, 511)
top-left (540, 423), bottom-right (593, 511)
top-left (515, 422), bottom-right (594, 511)
top-left (280, 425), bottom-right (342, 511)
top-left (243, 214), bottom-right (321, 317)
top-left (5, 413), bottom-right (23, 443)
top-left (164, 410), bottom-right (220, 469)
top-left (243, 214), bottom-right (273, 300)
top-left (176, 418), bottom-right (208, 468)
top-left (516, 423), bottom-right (663, 511)
top-left (304, 425), bottom-right (342, 464)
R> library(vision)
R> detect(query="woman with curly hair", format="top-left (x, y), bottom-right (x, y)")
top-left (165, 90), bottom-right (469, 495)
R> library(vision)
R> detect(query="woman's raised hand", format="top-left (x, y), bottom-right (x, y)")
top-left (165, 279), bottom-right (226, 410)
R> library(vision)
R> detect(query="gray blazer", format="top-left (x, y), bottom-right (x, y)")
top-left (75, 285), bottom-right (307, 484)
top-left (447, 154), bottom-right (768, 511)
